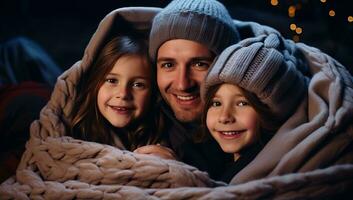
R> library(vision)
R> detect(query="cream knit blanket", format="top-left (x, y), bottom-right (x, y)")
top-left (1, 7), bottom-right (352, 199)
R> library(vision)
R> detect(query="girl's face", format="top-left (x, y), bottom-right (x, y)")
top-left (97, 54), bottom-right (152, 128)
top-left (206, 84), bottom-right (260, 157)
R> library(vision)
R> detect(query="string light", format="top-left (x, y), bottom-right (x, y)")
top-left (288, 6), bottom-right (296, 17)
top-left (290, 23), bottom-right (297, 30)
top-left (270, 0), bottom-right (279, 6)
top-left (329, 10), bottom-right (336, 17)
top-left (295, 27), bottom-right (303, 34)
top-left (348, 16), bottom-right (353, 23)
top-left (268, 0), bottom-right (353, 24)
top-left (267, 0), bottom-right (353, 42)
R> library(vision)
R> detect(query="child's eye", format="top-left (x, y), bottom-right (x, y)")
top-left (132, 82), bottom-right (146, 89)
top-left (106, 78), bottom-right (118, 84)
top-left (237, 101), bottom-right (249, 107)
top-left (211, 100), bottom-right (221, 107)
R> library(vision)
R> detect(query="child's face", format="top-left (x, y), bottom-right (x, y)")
top-left (97, 54), bottom-right (152, 128)
top-left (206, 84), bottom-right (260, 156)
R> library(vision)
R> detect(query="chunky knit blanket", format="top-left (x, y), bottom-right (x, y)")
top-left (1, 7), bottom-right (352, 199)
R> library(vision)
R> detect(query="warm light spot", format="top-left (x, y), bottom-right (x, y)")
top-left (295, 27), bottom-right (303, 34)
top-left (271, 0), bottom-right (279, 6)
top-left (320, 0), bottom-right (326, 3)
top-left (329, 10), bottom-right (336, 17)
top-left (290, 23), bottom-right (297, 30)
top-left (288, 6), bottom-right (296, 17)
top-left (348, 16), bottom-right (353, 22)
top-left (293, 35), bottom-right (300, 42)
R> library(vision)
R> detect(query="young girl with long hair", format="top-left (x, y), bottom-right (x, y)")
top-left (69, 35), bottom-right (163, 151)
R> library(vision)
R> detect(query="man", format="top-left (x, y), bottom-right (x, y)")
top-left (135, 0), bottom-right (240, 179)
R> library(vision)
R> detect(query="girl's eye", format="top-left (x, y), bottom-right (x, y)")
top-left (132, 82), bottom-right (146, 89)
top-left (106, 78), bottom-right (118, 84)
top-left (211, 100), bottom-right (221, 107)
top-left (237, 101), bottom-right (249, 107)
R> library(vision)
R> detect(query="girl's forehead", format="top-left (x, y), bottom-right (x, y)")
top-left (215, 84), bottom-right (245, 96)
top-left (108, 55), bottom-right (152, 78)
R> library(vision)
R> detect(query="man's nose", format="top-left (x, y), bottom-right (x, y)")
top-left (176, 66), bottom-right (192, 91)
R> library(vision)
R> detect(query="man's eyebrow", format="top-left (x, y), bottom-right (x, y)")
top-left (190, 56), bottom-right (214, 62)
top-left (157, 56), bottom-right (214, 64)
top-left (157, 57), bottom-right (174, 63)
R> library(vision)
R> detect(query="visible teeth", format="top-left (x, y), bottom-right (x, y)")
top-left (221, 131), bottom-right (239, 135)
top-left (112, 106), bottom-right (129, 111)
top-left (176, 95), bottom-right (195, 101)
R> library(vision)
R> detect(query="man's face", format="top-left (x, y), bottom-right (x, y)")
top-left (156, 39), bottom-right (215, 123)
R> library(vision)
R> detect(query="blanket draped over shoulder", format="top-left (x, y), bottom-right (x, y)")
top-left (1, 7), bottom-right (353, 200)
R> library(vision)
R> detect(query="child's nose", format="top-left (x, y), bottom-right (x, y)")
top-left (116, 86), bottom-right (131, 100)
top-left (218, 109), bottom-right (235, 124)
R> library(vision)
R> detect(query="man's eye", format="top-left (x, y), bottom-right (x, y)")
top-left (161, 62), bottom-right (173, 68)
top-left (193, 62), bottom-right (210, 70)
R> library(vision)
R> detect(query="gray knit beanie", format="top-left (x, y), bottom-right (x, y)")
top-left (149, 0), bottom-right (240, 61)
top-left (202, 33), bottom-right (308, 122)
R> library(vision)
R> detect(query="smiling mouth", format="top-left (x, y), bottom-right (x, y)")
top-left (176, 95), bottom-right (197, 101)
top-left (173, 94), bottom-right (200, 107)
top-left (110, 106), bottom-right (133, 113)
top-left (218, 130), bottom-right (246, 138)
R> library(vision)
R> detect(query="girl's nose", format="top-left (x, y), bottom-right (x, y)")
top-left (116, 86), bottom-right (131, 100)
top-left (218, 109), bottom-right (235, 124)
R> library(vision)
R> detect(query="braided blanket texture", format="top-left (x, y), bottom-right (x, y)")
top-left (1, 7), bottom-right (352, 199)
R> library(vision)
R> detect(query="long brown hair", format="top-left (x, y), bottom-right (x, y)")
top-left (69, 35), bottom-right (163, 151)
top-left (197, 83), bottom-right (280, 145)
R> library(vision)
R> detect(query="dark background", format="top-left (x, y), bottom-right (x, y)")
top-left (1, 0), bottom-right (352, 73)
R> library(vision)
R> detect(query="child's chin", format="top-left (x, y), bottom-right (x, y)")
top-left (220, 146), bottom-right (238, 155)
